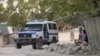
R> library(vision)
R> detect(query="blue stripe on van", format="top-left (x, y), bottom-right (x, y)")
top-left (44, 31), bottom-right (49, 39)
top-left (44, 31), bottom-right (58, 40)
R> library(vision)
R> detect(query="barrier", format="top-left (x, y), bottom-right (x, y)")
top-left (84, 17), bottom-right (100, 49)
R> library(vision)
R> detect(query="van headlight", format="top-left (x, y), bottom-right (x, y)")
top-left (14, 34), bottom-right (18, 38)
top-left (32, 34), bottom-right (39, 38)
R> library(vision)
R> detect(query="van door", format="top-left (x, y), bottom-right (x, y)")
top-left (48, 23), bottom-right (58, 42)
top-left (43, 24), bottom-right (49, 41)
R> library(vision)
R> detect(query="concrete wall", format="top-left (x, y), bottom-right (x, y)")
top-left (0, 35), bottom-right (14, 47)
top-left (0, 36), bottom-right (3, 46)
top-left (58, 30), bottom-right (79, 42)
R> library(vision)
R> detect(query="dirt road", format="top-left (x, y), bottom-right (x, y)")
top-left (0, 46), bottom-right (70, 56)
top-left (0, 31), bottom-right (79, 56)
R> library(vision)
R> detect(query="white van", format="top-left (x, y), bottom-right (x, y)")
top-left (14, 20), bottom-right (58, 49)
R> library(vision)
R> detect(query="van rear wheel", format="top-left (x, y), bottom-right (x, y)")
top-left (52, 37), bottom-right (57, 43)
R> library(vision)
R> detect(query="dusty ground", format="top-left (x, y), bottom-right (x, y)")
top-left (0, 45), bottom-right (69, 56)
top-left (0, 31), bottom-right (80, 56)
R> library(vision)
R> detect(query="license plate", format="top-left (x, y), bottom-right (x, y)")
top-left (22, 40), bottom-right (27, 42)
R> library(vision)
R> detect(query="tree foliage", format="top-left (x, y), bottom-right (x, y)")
top-left (0, 0), bottom-right (100, 28)
top-left (2, 0), bottom-right (37, 28)
top-left (0, 3), bottom-right (4, 22)
top-left (35, 0), bottom-right (94, 27)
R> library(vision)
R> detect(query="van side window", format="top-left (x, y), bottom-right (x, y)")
top-left (48, 24), bottom-right (52, 30)
top-left (53, 24), bottom-right (57, 30)
top-left (44, 24), bottom-right (47, 31)
top-left (49, 23), bottom-right (57, 30)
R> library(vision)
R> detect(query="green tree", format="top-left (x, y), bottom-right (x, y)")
top-left (0, 3), bottom-right (4, 22)
top-left (34, 0), bottom-right (100, 27)
top-left (2, 0), bottom-right (100, 28)
top-left (3, 0), bottom-right (37, 28)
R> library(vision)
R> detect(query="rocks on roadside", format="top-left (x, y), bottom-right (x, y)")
top-left (44, 40), bottom-right (100, 55)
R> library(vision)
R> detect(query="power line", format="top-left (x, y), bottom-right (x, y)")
top-left (52, 16), bottom-right (71, 22)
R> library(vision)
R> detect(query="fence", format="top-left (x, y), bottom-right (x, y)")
top-left (84, 17), bottom-right (100, 49)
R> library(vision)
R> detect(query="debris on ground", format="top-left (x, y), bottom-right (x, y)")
top-left (44, 40), bottom-right (100, 55)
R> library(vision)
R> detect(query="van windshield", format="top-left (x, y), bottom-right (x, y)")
top-left (22, 24), bottom-right (43, 31)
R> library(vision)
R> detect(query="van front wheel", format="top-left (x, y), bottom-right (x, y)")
top-left (32, 43), bottom-right (36, 49)
top-left (15, 43), bottom-right (22, 49)
top-left (32, 38), bottom-right (43, 49)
